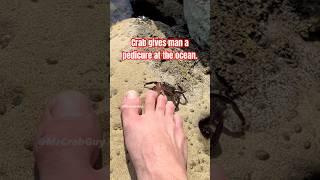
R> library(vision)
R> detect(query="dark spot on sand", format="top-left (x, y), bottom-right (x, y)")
top-left (0, 169), bottom-right (7, 177)
top-left (31, 0), bottom-right (38, 2)
top-left (282, 132), bottom-right (291, 141)
top-left (24, 142), bottom-right (33, 151)
top-left (304, 141), bottom-right (311, 149)
top-left (255, 150), bottom-right (270, 160)
top-left (12, 95), bottom-right (23, 106)
top-left (46, 57), bottom-right (58, 65)
top-left (137, 89), bottom-right (143, 95)
top-left (294, 124), bottom-right (302, 133)
top-left (110, 88), bottom-right (118, 97)
top-left (90, 92), bottom-right (104, 102)
top-left (87, 4), bottom-right (94, 9)
top-left (0, 34), bottom-right (12, 49)
top-left (0, 104), bottom-right (6, 115)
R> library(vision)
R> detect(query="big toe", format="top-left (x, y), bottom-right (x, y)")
top-left (51, 90), bottom-right (94, 120)
top-left (38, 90), bottom-right (100, 138)
top-left (121, 90), bottom-right (142, 125)
top-left (35, 90), bottom-right (100, 165)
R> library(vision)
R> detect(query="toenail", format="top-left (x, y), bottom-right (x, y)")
top-left (51, 91), bottom-right (92, 119)
top-left (126, 90), bottom-right (138, 99)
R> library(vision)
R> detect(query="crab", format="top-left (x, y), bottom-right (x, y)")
top-left (144, 81), bottom-right (188, 111)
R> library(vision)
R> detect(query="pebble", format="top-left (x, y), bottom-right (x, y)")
top-left (294, 124), bottom-right (302, 133)
top-left (255, 150), bottom-right (270, 160)
top-left (0, 104), bottom-right (6, 115)
top-left (190, 108), bottom-right (195, 112)
top-left (304, 141), bottom-right (311, 149)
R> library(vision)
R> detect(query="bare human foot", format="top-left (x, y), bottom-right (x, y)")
top-left (34, 91), bottom-right (106, 180)
top-left (121, 90), bottom-right (188, 180)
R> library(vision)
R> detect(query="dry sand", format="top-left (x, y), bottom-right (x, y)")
top-left (110, 18), bottom-right (210, 179)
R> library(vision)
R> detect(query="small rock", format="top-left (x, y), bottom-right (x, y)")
top-left (0, 104), bottom-right (6, 115)
top-left (255, 150), bottom-right (270, 160)
top-left (294, 124), bottom-right (302, 133)
top-left (304, 141), bottom-right (311, 149)
top-left (190, 108), bottom-right (194, 112)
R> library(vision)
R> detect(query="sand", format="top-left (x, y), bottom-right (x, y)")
top-left (1, 0), bottom-right (319, 179)
top-left (110, 18), bottom-right (210, 179)
top-left (0, 0), bottom-right (107, 179)
top-left (211, 0), bottom-right (320, 179)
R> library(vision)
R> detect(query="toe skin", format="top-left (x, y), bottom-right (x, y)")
top-left (121, 90), bottom-right (141, 115)
top-left (165, 101), bottom-right (175, 117)
top-left (156, 95), bottom-right (167, 114)
top-left (174, 114), bottom-right (186, 152)
top-left (144, 90), bottom-right (158, 113)
top-left (121, 90), bottom-right (142, 126)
